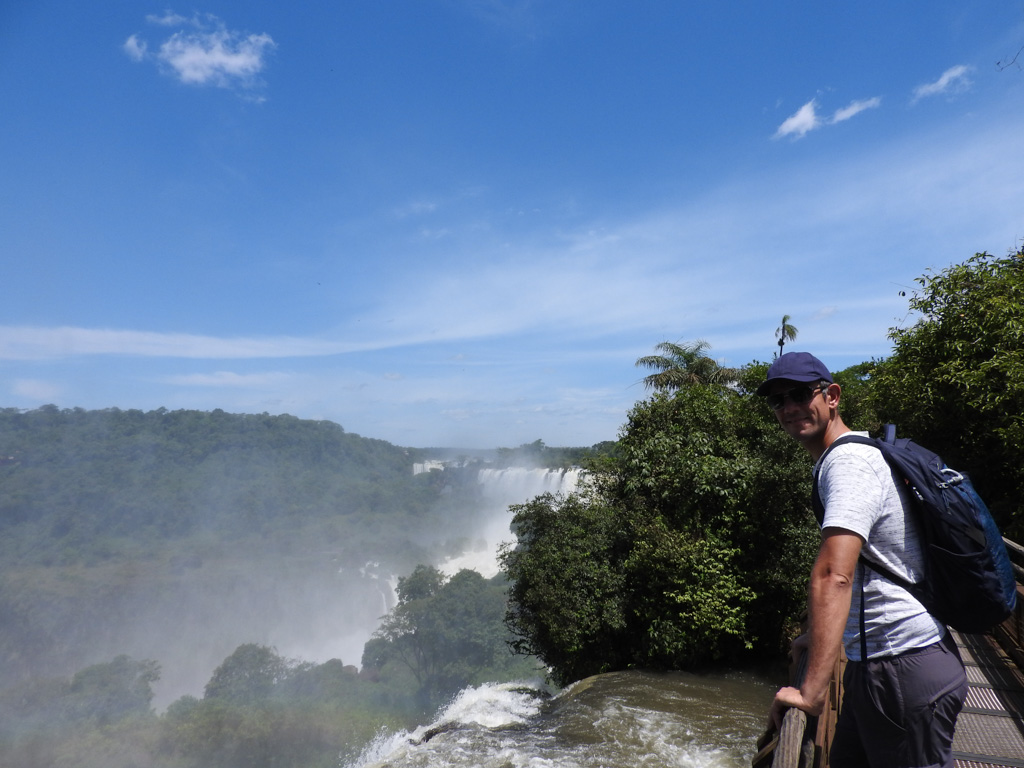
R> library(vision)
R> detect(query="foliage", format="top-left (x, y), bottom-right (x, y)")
top-left (494, 439), bottom-right (618, 469)
top-left (0, 406), bottom-right (497, 695)
top-left (0, 654), bottom-right (160, 768)
top-left (161, 647), bottom-right (403, 768)
top-left (204, 644), bottom-right (291, 703)
top-left (635, 339), bottom-right (736, 391)
top-left (0, 654), bottom-right (158, 735)
top-left (0, 646), bottom-right (410, 768)
top-left (870, 248), bottom-right (1024, 536)
top-left (364, 565), bottom-right (535, 707)
top-left (774, 314), bottom-right (798, 357)
top-left (0, 406), bottom-right (437, 564)
top-left (501, 368), bottom-right (819, 685)
top-left (501, 491), bottom-right (629, 685)
top-left (65, 655), bottom-right (160, 726)
top-left (832, 361), bottom-right (881, 434)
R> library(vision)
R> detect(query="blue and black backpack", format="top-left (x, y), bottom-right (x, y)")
top-left (812, 425), bottom-right (1017, 634)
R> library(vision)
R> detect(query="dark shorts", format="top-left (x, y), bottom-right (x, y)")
top-left (830, 632), bottom-right (968, 768)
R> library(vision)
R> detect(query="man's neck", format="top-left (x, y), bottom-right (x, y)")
top-left (807, 418), bottom-right (851, 461)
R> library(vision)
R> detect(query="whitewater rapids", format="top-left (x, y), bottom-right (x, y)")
top-left (347, 668), bottom-right (775, 768)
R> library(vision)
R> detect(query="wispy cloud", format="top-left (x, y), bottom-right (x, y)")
top-left (124, 12), bottom-right (276, 93)
top-left (774, 96), bottom-right (882, 139)
top-left (11, 379), bottom-right (62, 401)
top-left (5, 108), bottom-right (1022, 374)
top-left (161, 371), bottom-right (296, 388)
top-left (145, 12), bottom-right (193, 27)
top-left (123, 35), bottom-right (147, 62)
top-left (911, 65), bottom-right (973, 103)
top-left (832, 97), bottom-right (882, 123)
top-left (0, 327), bottom-right (355, 361)
top-left (774, 100), bottom-right (820, 139)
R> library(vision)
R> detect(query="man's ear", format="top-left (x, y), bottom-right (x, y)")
top-left (825, 382), bottom-right (841, 408)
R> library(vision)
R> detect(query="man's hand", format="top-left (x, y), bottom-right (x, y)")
top-left (768, 685), bottom-right (822, 730)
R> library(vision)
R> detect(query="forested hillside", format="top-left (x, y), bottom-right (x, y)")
top-left (0, 406), bottom-right (436, 564)
top-left (0, 407), bottom-right (489, 700)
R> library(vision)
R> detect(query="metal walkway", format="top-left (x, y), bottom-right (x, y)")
top-left (755, 537), bottom-right (1024, 768)
top-left (952, 624), bottom-right (1024, 768)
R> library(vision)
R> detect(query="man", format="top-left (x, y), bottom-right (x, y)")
top-left (760, 352), bottom-right (966, 768)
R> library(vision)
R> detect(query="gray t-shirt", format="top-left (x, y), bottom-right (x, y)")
top-left (815, 433), bottom-right (945, 661)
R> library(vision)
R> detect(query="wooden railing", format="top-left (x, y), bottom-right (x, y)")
top-left (992, 537), bottom-right (1024, 669)
top-left (751, 642), bottom-right (845, 768)
top-left (754, 535), bottom-right (1024, 768)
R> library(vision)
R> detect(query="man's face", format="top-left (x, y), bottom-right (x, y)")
top-left (766, 379), bottom-right (831, 445)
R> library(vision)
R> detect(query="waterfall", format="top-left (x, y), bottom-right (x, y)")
top-left (476, 466), bottom-right (581, 500)
top-left (438, 466), bottom-right (581, 578)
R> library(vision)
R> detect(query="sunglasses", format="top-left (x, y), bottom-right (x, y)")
top-left (766, 384), bottom-right (827, 411)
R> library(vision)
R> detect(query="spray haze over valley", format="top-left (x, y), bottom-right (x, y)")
top-left (0, 407), bottom-right (587, 708)
top-left (0, 405), bottom-right (783, 768)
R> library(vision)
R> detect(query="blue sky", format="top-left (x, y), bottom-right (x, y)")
top-left (2, 2), bottom-right (1023, 449)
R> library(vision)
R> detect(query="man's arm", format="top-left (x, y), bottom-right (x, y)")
top-left (770, 528), bottom-right (862, 727)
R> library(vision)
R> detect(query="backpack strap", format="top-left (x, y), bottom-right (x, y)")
top-left (810, 432), bottom-right (878, 524)
top-left (810, 428), bottom-right (923, 601)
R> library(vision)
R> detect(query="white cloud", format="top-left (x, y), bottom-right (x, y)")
top-left (124, 12), bottom-right (275, 91)
top-left (775, 99), bottom-right (820, 139)
top-left (123, 34), bottom-right (147, 61)
top-left (11, 379), bottom-right (62, 401)
top-left (775, 96), bottom-right (882, 139)
top-left (161, 371), bottom-right (296, 388)
top-left (158, 28), bottom-right (275, 87)
top-left (0, 327), bottom-right (359, 361)
top-left (832, 97), bottom-right (882, 123)
top-left (145, 12), bottom-right (193, 27)
top-left (912, 65), bottom-right (973, 102)
top-left (395, 200), bottom-right (440, 217)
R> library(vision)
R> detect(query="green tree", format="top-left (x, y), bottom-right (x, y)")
top-left (160, 655), bottom-right (400, 768)
top-left (64, 655), bottom-right (160, 726)
top-left (204, 644), bottom-right (290, 703)
top-left (635, 339), bottom-right (734, 391)
top-left (501, 490), bottom-right (629, 685)
top-left (774, 314), bottom-right (798, 357)
top-left (501, 363), bottom-right (819, 685)
top-left (832, 361), bottom-right (881, 434)
top-left (364, 566), bottom-right (515, 706)
top-left (0, 655), bottom-right (159, 735)
top-left (871, 248), bottom-right (1024, 536)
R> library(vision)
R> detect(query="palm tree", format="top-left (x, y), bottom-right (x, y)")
top-left (775, 315), bottom-right (798, 357)
top-left (635, 339), bottom-right (732, 391)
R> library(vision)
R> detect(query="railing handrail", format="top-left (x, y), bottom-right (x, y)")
top-left (1003, 536), bottom-right (1024, 583)
top-left (752, 649), bottom-right (816, 768)
top-left (755, 536), bottom-right (1023, 768)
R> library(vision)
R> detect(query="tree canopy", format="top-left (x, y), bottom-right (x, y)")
top-left (871, 247), bottom-right (1024, 536)
top-left (501, 368), bottom-right (819, 685)
top-left (775, 314), bottom-right (798, 357)
top-left (635, 339), bottom-right (735, 392)
top-left (362, 565), bottom-right (534, 707)
top-left (504, 246), bottom-right (1024, 686)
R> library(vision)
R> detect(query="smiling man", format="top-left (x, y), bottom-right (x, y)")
top-left (758, 352), bottom-right (966, 768)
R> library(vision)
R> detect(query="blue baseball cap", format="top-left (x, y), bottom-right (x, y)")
top-left (755, 352), bottom-right (833, 396)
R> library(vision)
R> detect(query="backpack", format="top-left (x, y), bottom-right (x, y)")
top-left (812, 425), bottom-right (1017, 634)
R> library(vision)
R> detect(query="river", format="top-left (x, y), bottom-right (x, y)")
top-left (347, 668), bottom-right (777, 768)
top-left (349, 465), bottom-right (777, 767)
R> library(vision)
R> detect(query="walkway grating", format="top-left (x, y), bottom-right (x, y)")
top-left (953, 631), bottom-right (1024, 768)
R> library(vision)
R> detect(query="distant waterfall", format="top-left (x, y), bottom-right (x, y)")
top-left (436, 466), bottom-right (582, 578)
top-left (477, 466), bottom-right (581, 501)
